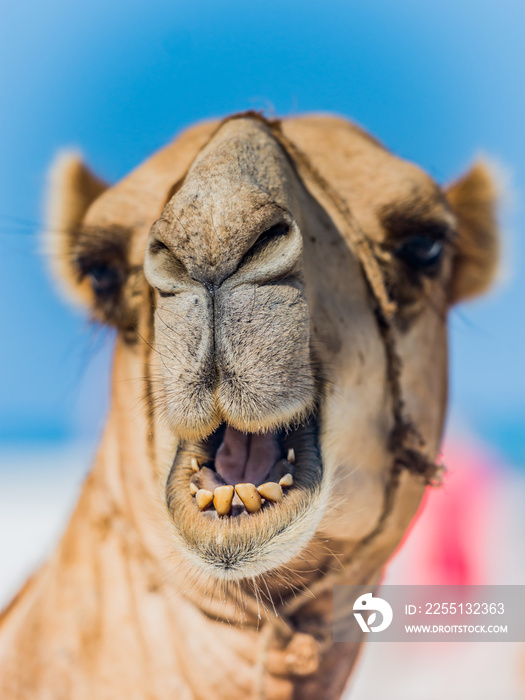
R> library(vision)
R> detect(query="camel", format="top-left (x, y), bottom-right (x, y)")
top-left (0, 112), bottom-right (499, 699)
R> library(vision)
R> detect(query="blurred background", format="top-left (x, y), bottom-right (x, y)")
top-left (1, 1), bottom-right (524, 697)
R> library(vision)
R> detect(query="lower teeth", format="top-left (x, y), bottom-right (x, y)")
top-left (213, 485), bottom-right (235, 515)
top-left (190, 459), bottom-right (294, 516)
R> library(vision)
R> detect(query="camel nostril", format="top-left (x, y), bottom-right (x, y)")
top-left (144, 234), bottom-right (190, 295)
top-left (253, 222), bottom-right (290, 249)
top-left (240, 221), bottom-right (291, 266)
top-left (149, 238), bottom-right (170, 254)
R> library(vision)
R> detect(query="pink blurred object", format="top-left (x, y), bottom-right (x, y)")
top-left (391, 438), bottom-right (500, 585)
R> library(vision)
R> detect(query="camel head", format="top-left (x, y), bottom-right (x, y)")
top-left (46, 114), bottom-right (498, 586)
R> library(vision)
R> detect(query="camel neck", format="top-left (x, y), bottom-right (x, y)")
top-left (18, 338), bottom-right (361, 699)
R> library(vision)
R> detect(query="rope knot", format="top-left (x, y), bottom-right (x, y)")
top-left (264, 628), bottom-right (320, 678)
top-left (282, 632), bottom-right (320, 676)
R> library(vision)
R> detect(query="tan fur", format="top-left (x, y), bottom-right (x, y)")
top-left (1, 113), bottom-right (499, 699)
top-left (446, 161), bottom-right (499, 302)
top-left (45, 152), bottom-right (108, 307)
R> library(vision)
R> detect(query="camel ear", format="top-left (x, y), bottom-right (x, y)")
top-left (446, 162), bottom-right (500, 304)
top-left (45, 151), bottom-right (109, 309)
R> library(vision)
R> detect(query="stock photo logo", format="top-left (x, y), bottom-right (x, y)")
top-left (352, 593), bottom-right (393, 633)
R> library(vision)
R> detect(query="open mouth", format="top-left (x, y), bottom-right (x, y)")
top-left (186, 425), bottom-right (298, 517)
top-left (168, 417), bottom-right (321, 518)
top-left (164, 415), bottom-right (324, 577)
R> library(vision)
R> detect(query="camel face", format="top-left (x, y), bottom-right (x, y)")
top-left (47, 114), bottom-right (498, 582)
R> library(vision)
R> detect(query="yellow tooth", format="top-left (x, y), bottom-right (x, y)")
top-left (190, 482), bottom-right (199, 496)
top-left (257, 482), bottom-right (283, 502)
top-left (195, 489), bottom-right (214, 510)
top-left (235, 483), bottom-right (262, 513)
top-left (191, 457), bottom-right (200, 473)
top-left (279, 473), bottom-right (294, 487)
top-left (287, 448), bottom-right (295, 464)
top-left (213, 485), bottom-right (235, 516)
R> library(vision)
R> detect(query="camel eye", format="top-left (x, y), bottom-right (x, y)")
top-left (395, 236), bottom-right (443, 271)
top-left (86, 262), bottom-right (122, 298)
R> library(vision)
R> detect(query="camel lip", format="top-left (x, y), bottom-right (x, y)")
top-left (163, 414), bottom-right (323, 578)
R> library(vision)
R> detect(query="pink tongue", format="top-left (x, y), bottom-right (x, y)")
top-left (215, 426), bottom-right (281, 486)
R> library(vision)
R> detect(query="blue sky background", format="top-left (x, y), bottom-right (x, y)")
top-left (1, 0), bottom-right (524, 465)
